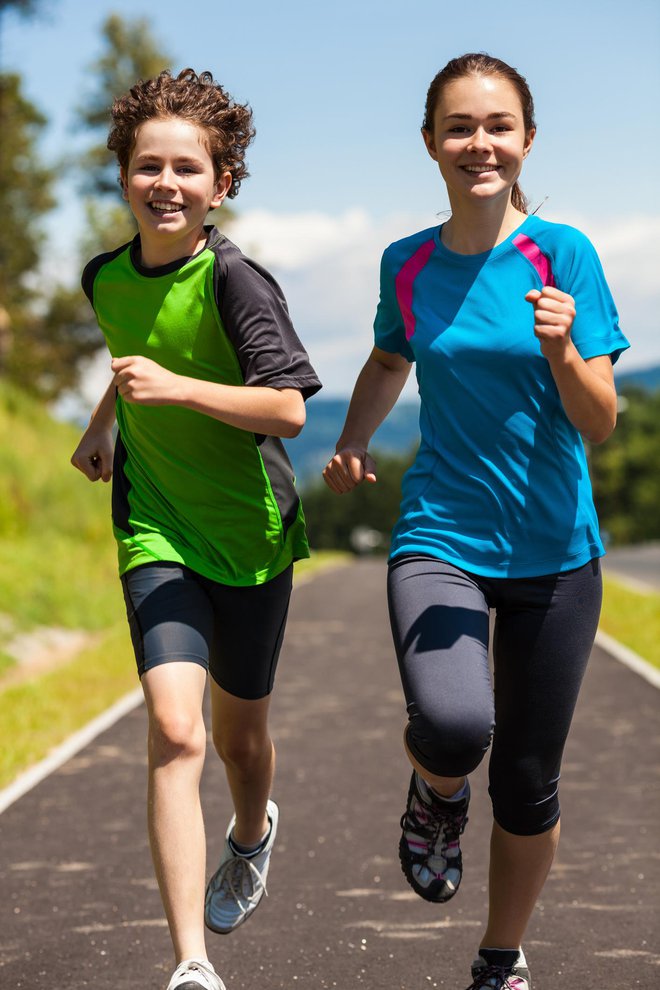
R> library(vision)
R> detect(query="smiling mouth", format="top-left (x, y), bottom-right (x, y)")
top-left (461, 165), bottom-right (501, 174)
top-left (148, 201), bottom-right (184, 215)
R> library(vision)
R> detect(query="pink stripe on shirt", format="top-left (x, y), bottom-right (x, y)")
top-left (513, 233), bottom-right (556, 287)
top-left (395, 238), bottom-right (436, 340)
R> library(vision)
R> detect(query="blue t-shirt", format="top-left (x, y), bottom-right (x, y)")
top-left (374, 215), bottom-right (630, 578)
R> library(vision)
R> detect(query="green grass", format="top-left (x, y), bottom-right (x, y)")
top-left (0, 550), bottom-right (349, 790)
top-left (0, 383), bottom-right (119, 631)
top-left (0, 622), bottom-right (136, 788)
top-left (600, 575), bottom-right (660, 671)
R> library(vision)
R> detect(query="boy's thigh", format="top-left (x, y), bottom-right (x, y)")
top-left (121, 562), bottom-right (214, 678)
top-left (121, 562), bottom-right (293, 701)
top-left (203, 563), bottom-right (293, 701)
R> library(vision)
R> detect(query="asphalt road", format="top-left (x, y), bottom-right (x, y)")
top-left (1, 560), bottom-right (658, 990)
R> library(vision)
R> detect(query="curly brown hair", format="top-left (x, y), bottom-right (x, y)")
top-left (423, 54), bottom-right (536, 214)
top-left (107, 68), bottom-right (255, 198)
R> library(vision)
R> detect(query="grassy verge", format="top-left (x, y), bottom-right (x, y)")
top-left (600, 575), bottom-right (660, 671)
top-left (0, 622), bottom-right (135, 789)
top-left (0, 551), bottom-right (351, 791)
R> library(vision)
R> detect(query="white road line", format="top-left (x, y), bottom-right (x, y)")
top-left (0, 687), bottom-right (144, 815)
top-left (595, 630), bottom-right (660, 690)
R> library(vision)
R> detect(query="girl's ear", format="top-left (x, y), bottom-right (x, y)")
top-left (210, 171), bottom-right (233, 209)
top-left (523, 127), bottom-right (536, 159)
top-left (422, 127), bottom-right (439, 162)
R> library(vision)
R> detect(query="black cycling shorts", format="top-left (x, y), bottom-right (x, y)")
top-left (120, 562), bottom-right (293, 700)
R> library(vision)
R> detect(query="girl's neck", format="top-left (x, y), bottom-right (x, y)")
top-left (441, 199), bottom-right (528, 256)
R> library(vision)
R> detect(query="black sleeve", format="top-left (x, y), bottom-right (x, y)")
top-left (212, 238), bottom-right (322, 401)
top-left (81, 242), bottom-right (133, 309)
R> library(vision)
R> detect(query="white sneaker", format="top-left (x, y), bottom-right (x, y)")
top-left (204, 799), bottom-right (279, 934)
top-left (166, 958), bottom-right (226, 990)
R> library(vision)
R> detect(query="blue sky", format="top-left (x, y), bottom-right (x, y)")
top-left (4, 0), bottom-right (660, 397)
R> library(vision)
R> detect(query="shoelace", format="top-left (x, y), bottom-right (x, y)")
top-left (170, 958), bottom-right (220, 990)
top-left (401, 795), bottom-right (468, 850)
top-left (210, 853), bottom-right (268, 904)
top-left (469, 965), bottom-right (526, 989)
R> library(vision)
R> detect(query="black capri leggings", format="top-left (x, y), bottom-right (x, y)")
top-left (387, 554), bottom-right (602, 836)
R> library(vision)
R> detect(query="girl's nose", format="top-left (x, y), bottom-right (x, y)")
top-left (467, 126), bottom-right (491, 152)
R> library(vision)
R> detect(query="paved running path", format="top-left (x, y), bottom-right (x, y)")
top-left (1, 560), bottom-right (658, 990)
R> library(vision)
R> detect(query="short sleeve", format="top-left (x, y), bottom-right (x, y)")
top-left (558, 230), bottom-right (630, 365)
top-left (214, 242), bottom-right (322, 400)
top-left (373, 249), bottom-right (415, 362)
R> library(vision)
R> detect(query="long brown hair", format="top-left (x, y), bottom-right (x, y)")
top-left (423, 53), bottom-right (536, 213)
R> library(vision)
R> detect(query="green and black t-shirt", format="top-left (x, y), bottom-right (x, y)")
top-left (82, 225), bottom-right (322, 586)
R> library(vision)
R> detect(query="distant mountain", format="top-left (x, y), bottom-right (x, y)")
top-left (284, 397), bottom-right (420, 488)
top-left (616, 363), bottom-right (660, 393)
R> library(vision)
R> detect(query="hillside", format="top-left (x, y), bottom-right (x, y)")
top-left (285, 397), bottom-right (420, 487)
top-left (0, 385), bottom-right (122, 667)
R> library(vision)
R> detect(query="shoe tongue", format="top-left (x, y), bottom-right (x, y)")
top-left (479, 948), bottom-right (520, 971)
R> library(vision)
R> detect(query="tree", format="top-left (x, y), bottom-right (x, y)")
top-left (0, 72), bottom-right (56, 374)
top-left (77, 13), bottom-right (172, 199)
top-left (590, 388), bottom-right (660, 545)
top-left (301, 450), bottom-right (416, 552)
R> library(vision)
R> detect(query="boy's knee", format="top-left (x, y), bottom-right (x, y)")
top-left (213, 727), bottom-right (270, 771)
top-left (149, 710), bottom-right (206, 764)
top-left (406, 707), bottom-right (493, 778)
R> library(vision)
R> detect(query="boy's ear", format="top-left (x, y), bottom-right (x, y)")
top-left (210, 171), bottom-right (233, 209)
top-left (119, 168), bottom-right (129, 201)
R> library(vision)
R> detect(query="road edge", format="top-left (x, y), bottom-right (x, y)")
top-left (2, 575), bottom-right (656, 817)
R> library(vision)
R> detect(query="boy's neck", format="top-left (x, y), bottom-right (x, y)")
top-left (137, 227), bottom-right (210, 269)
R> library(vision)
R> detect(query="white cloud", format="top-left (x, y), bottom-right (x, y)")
top-left (55, 207), bottom-right (660, 419)
top-left (230, 208), bottom-right (660, 393)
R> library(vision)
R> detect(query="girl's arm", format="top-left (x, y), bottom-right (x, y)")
top-left (526, 287), bottom-right (617, 444)
top-left (71, 378), bottom-right (116, 482)
top-left (323, 347), bottom-right (412, 494)
top-left (111, 355), bottom-right (306, 438)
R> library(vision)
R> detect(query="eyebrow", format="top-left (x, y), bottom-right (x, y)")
top-left (444, 111), bottom-right (517, 121)
top-left (133, 153), bottom-right (206, 166)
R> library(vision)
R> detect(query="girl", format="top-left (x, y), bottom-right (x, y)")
top-left (323, 53), bottom-right (628, 990)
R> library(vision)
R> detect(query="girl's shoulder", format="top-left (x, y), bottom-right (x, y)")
top-left (381, 224), bottom-right (440, 269)
top-left (521, 215), bottom-right (597, 256)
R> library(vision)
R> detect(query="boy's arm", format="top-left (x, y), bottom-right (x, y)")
top-left (71, 379), bottom-right (116, 482)
top-left (111, 355), bottom-right (306, 438)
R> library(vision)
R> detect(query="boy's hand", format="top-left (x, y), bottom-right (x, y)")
top-left (525, 286), bottom-right (577, 360)
top-left (71, 428), bottom-right (114, 482)
top-left (112, 355), bottom-right (181, 405)
top-left (323, 446), bottom-right (377, 494)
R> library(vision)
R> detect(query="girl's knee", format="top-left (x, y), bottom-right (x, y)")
top-left (406, 707), bottom-right (493, 778)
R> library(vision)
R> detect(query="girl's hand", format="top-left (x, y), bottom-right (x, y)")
top-left (71, 427), bottom-right (114, 482)
top-left (112, 355), bottom-right (181, 405)
top-left (323, 446), bottom-right (377, 494)
top-left (525, 286), bottom-right (577, 360)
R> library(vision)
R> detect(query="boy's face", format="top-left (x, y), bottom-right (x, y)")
top-left (121, 117), bottom-right (232, 265)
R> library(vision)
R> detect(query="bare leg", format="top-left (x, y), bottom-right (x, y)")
top-left (210, 681), bottom-right (274, 846)
top-left (142, 662), bottom-right (208, 963)
top-left (481, 819), bottom-right (560, 949)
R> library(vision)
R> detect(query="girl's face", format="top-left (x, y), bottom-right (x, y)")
top-left (122, 117), bottom-right (231, 264)
top-left (423, 74), bottom-right (535, 209)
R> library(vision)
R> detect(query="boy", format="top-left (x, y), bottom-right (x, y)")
top-left (72, 68), bottom-right (321, 990)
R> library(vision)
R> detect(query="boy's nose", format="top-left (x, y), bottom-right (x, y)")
top-left (155, 167), bottom-right (177, 189)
